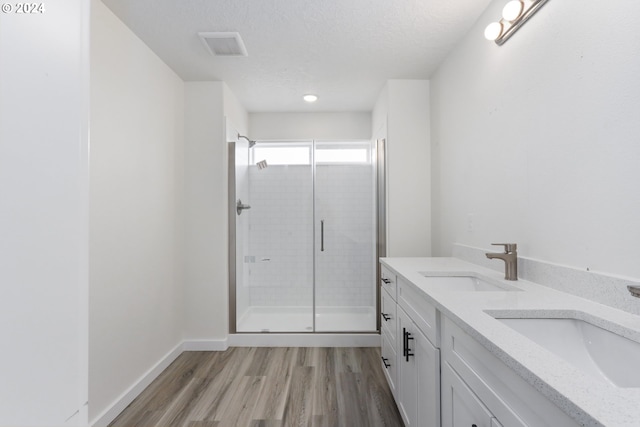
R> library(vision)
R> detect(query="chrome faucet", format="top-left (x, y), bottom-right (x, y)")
top-left (486, 243), bottom-right (518, 280)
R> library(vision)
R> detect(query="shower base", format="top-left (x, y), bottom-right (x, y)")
top-left (237, 305), bottom-right (377, 333)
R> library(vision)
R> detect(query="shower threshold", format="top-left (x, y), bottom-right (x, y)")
top-left (237, 305), bottom-right (376, 333)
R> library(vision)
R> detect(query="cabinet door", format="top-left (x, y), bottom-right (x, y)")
top-left (397, 307), bottom-right (440, 427)
top-left (441, 363), bottom-right (494, 427)
top-left (417, 327), bottom-right (440, 427)
top-left (397, 308), bottom-right (416, 426)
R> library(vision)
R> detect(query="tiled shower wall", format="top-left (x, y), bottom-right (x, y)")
top-left (246, 162), bottom-right (375, 307)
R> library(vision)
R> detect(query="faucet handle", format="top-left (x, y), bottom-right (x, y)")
top-left (491, 243), bottom-right (517, 252)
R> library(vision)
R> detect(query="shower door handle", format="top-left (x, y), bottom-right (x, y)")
top-left (320, 220), bottom-right (325, 252)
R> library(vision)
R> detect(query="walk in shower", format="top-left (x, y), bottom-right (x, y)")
top-left (229, 139), bottom-right (380, 333)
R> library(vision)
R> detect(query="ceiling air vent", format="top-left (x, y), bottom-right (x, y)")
top-left (198, 32), bottom-right (248, 57)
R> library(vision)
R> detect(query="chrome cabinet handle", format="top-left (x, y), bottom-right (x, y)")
top-left (320, 220), bottom-right (324, 252)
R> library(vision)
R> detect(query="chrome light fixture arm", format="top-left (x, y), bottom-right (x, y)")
top-left (484, 0), bottom-right (550, 45)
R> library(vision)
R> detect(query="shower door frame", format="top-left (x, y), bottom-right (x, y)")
top-left (228, 139), bottom-right (386, 334)
top-left (228, 140), bottom-right (238, 334)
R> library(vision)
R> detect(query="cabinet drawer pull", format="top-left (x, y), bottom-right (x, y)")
top-left (381, 356), bottom-right (391, 369)
top-left (381, 277), bottom-right (391, 284)
top-left (402, 327), bottom-right (407, 357)
top-left (381, 313), bottom-right (391, 321)
top-left (404, 329), bottom-right (414, 362)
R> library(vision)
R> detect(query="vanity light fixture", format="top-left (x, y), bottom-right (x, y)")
top-left (484, 0), bottom-right (549, 45)
top-left (303, 94), bottom-right (318, 103)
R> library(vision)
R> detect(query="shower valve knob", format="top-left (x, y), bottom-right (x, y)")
top-left (236, 199), bottom-right (251, 215)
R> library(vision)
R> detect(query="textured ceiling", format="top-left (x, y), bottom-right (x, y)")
top-left (100, 0), bottom-right (492, 112)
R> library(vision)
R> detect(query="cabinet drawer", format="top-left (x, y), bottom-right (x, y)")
top-left (380, 287), bottom-right (397, 341)
top-left (442, 317), bottom-right (579, 427)
top-left (381, 265), bottom-right (397, 300)
top-left (381, 331), bottom-right (398, 399)
top-left (398, 277), bottom-right (439, 347)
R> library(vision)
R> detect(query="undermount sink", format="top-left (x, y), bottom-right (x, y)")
top-left (419, 274), bottom-right (520, 292)
top-left (491, 314), bottom-right (640, 388)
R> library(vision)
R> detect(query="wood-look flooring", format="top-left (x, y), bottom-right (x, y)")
top-left (109, 347), bottom-right (404, 427)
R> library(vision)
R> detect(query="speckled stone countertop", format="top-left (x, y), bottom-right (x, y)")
top-left (381, 257), bottom-right (640, 427)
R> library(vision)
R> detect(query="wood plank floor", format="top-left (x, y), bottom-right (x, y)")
top-left (109, 347), bottom-right (404, 427)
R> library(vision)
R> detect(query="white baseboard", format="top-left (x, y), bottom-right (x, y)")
top-left (89, 342), bottom-right (183, 427)
top-left (228, 333), bottom-right (381, 347)
top-left (183, 338), bottom-right (229, 351)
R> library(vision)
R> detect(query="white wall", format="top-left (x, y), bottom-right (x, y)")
top-left (0, 0), bottom-right (90, 425)
top-left (250, 112), bottom-right (371, 140)
top-left (373, 80), bottom-right (431, 257)
top-left (183, 82), bottom-right (229, 342)
top-left (224, 84), bottom-right (250, 137)
top-left (431, 1), bottom-right (640, 279)
top-left (89, 0), bottom-right (184, 421)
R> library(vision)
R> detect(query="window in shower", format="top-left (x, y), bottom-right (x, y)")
top-left (315, 143), bottom-right (370, 164)
top-left (233, 140), bottom-right (376, 333)
top-left (251, 143), bottom-right (311, 165)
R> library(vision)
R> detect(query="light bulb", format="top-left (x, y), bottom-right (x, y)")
top-left (303, 94), bottom-right (318, 103)
top-left (484, 22), bottom-right (503, 41)
top-left (502, 0), bottom-right (524, 21)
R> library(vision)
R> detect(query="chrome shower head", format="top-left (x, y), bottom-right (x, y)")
top-left (238, 134), bottom-right (256, 148)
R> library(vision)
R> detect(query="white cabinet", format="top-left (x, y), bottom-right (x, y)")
top-left (381, 287), bottom-right (397, 342)
top-left (380, 264), bottom-right (440, 427)
top-left (441, 363), bottom-right (500, 427)
top-left (380, 285), bottom-right (399, 398)
top-left (380, 265), bottom-right (399, 399)
top-left (381, 327), bottom-right (398, 396)
top-left (441, 316), bottom-right (579, 427)
top-left (380, 262), bottom-right (581, 427)
top-left (381, 264), bottom-right (397, 299)
top-left (397, 306), bottom-right (440, 427)
top-left (397, 277), bottom-right (438, 346)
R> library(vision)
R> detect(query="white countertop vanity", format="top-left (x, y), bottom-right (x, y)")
top-left (380, 257), bottom-right (640, 427)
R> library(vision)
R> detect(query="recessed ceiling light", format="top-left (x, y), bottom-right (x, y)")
top-left (303, 94), bottom-right (318, 103)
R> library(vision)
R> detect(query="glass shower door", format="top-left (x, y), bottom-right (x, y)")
top-left (314, 141), bottom-right (377, 332)
top-left (235, 141), bottom-right (315, 332)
